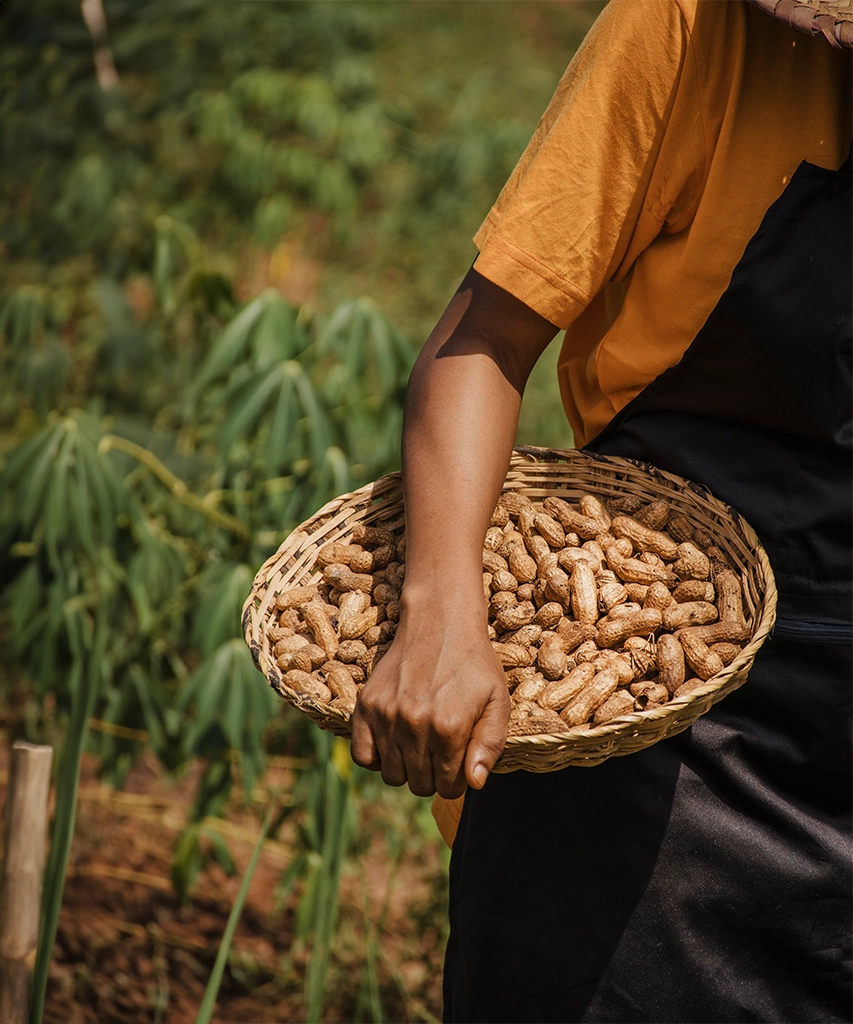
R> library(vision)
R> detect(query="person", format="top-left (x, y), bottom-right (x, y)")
top-left (351, 0), bottom-right (852, 1020)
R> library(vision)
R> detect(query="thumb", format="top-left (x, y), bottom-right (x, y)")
top-left (464, 692), bottom-right (509, 790)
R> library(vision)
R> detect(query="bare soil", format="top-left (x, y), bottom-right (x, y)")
top-left (1, 750), bottom-right (447, 1024)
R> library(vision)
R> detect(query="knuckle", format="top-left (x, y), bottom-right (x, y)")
top-left (432, 712), bottom-right (465, 743)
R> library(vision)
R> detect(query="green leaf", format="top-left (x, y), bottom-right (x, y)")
top-left (193, 294), bottom-right (267, 396)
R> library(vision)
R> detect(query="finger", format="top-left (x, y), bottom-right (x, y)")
top-left (350, 708), bottom-right (380, 770)
top-left (432, 749), bottom-right (467, 800)
top-left (375, 737), bottom-right (408, 788)
top-left (464, 692), bottom-right (509, 790)
top-left (404, 750), bottom-right (436, 798)
top-left (430, 719), bottom-right (468, 799)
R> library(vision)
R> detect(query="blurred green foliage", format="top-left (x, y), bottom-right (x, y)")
top-left (0, 1), bottom-right (600, 1019)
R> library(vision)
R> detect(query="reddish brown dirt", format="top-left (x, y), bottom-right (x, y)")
top-left (1, 751), bottom-right (447, 1024)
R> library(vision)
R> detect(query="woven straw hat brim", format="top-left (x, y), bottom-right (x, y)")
top-left (749, 0), bottom-right (853, 48)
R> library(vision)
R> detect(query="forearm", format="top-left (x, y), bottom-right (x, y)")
top-left (402, 331), bottom-right (521, 621)
top-left (401, 269), bottom-right (556, 620)
top-left (350, 268), bottom-right (558, 795)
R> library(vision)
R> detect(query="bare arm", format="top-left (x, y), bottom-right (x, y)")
top-left (350, 267), bottom-right (559, 798)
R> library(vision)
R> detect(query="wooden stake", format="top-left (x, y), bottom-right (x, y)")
top-left (0, 742), bottom-right (53, 1024)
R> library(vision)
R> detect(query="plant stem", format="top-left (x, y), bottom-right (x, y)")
top-left (194, 797), bottom-right (279, 1024)
top-left (98, 434), bottom-right (249, 538)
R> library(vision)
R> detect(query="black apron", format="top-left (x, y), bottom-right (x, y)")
top-left (443, 150), bottom-right (852, 1023)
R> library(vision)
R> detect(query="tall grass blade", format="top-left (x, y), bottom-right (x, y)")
top-left (194, 796), bottom-right (278, 1024)
top-left (30, 609), bottom-right (106, 1024)
top-left (305, 736), bottom-right (352, 1023)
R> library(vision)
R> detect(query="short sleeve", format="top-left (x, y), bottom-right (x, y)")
top-left (473, 0), bottom-right (694, 329)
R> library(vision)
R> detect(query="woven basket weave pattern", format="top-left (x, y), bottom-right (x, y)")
top-left (749, 0), bottom-right (853, 47)
top-left (243, 448), bottom-right (777, 772)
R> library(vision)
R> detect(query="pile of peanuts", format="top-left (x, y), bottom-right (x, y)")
top-left (270, 492), bottom-right (750, 737)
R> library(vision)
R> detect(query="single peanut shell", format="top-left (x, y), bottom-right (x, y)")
top-left (662, 601), bottom-right (720, 631)
top-left (325, 663), bottom-right (358, 704)
top-left (497, 492), bottom-right (531, 516)
top-left (533, 602), bottom-right (564, 628)
top-left (534, 513), bottom-right (565, 549)
top-left (542, 497), bottom-right (600, 539)
top-left (493, 642), bottom-right (533, 667)
top-left (681, 620), bottom-right (751, 644)
top-left (339, 605), bottom-right (384, 641)
top-left (484, 526), bottom-right (505, 552)
top-left (544, 572), bottom-right (571, 609)
top-left (672, 542), bottom-right (711, 581)
top-left (283, 669), bottom-right (332, 703)
top-left (276, 584), bottom-right (320, 611)
top-left (495, 601), bottom-right (536, 632)
top-left (490, 591), bottom-right (517, 615)
top-left (512, 672), bottom-right (547, 702)
top-left (709, 642), bottom-right (742, 666)
top-left (574, 639), bottom-right (602, 663)
top-left (672, 580), bottom-right (716, 603)
top-left (673, 676), bottom-right (708, 699)
top-left (604, 602), bottom-right (643, 621)
top-left (579, 494), bottom-right (611, 533)
top-left (593, 690), bottom-right (636, 725)
top-left (323, 563), bottom-right (374, 594)
top-left (667, 514), bottom-right (694, 543)
top-left (336, 639), bottom-right (367, 664)
top-left (301, 601), bottom-right (339, 661)
top-left (677, 631), bottom-right (724, 680)
top-left (350, 524), bottom-right (397, 549)
top-left (316, 541), bottom-right (363, 568)
top-left (483, 550), bottom-right (509, 575)
top-left (655, 633), bottom-right (686, 693)
top-left (630, 681), bottom-right (669, 704)
top-left (556, 620), bottom-right (598, 653)
top-left (560, 667), bottom-right (621, 727)
top-left (492, 569), bottom-right (519, 593)
top-left (508, 547), bottom-right (538, 584)
top-left (490, 504), bottom-right (510, 528)
top-left (570, 561), bottom-right (599, 625)
top-left (538, 663), bottom-right (596, 711)
top-left (597, 608), bottom-right (663, 649)
top-left (607, 495), bottom-right (644, 516)
top-left (504, 624), bottom-right (543, 649)
top-left (599, 581), bottom-right (628, 613)
top-left (643, 580), bottom-right (676, 612)
top-left (537, 645), bottom-right (569, 681)
top-left (611, 516), bottom-right (678, 561)
top-left (715, 569), bottom-right (745, 622)
top-left (613, 557), bottom-right (677, 588)
top-left (625, 583), bottom-right (649, 603)
top-left (634, 499), bottom-right (671, 531)
top-left (274, 633), bottom-right (311, 658)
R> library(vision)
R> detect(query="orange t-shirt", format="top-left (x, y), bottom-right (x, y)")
top-left (433, 0), bottom-right (851, 849)
top-left (473, 0), bottom-right (851, 447)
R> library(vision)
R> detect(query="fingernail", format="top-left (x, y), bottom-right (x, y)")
top-left (471, 763), bottom-right (488, 789)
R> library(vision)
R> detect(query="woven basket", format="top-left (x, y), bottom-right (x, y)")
top-left (242, 447), bottom-right (777, 772)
